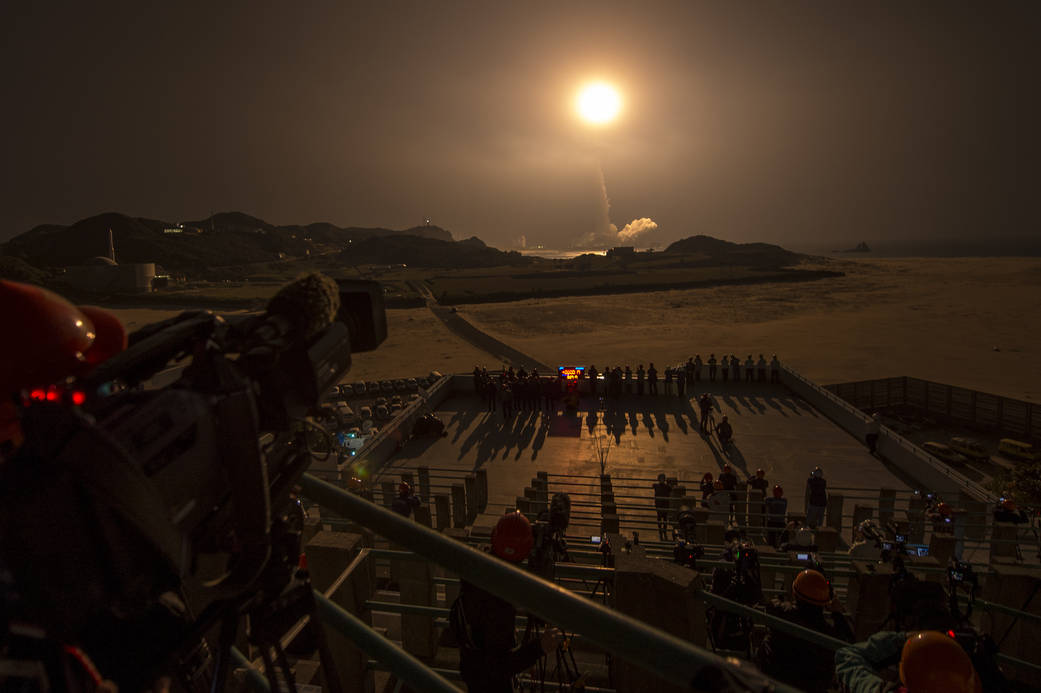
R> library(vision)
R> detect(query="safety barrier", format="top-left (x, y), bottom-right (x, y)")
top-left (780, 365), bottom-right (994, 502)
top-left (297, 472), bottom-right (802, 692)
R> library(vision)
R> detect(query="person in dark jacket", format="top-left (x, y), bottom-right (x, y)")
top-left (647, 363), bottom-right (658, 395)
top-left (756, 569), bottom-right (853, 692)
top-left (805, 467), bottom-right (828, 529)
top-left (653, 473), bottom-right (672, 539)
top-left (700, 472), bottom-right (715, 503)
top-left (765, 485), bottom-right (788, 547)
top-left (456, 512), bottom-right (562, 692)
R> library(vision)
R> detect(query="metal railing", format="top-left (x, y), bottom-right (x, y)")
top-left (298, 472), bottom-right (801, 692)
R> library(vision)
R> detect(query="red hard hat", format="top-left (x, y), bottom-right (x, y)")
top-left (76, 305), bottom-right (127, 366)
top-left (491, 511), bottom-right (533, 562)
top-left (900, 631), bottom-right (980, 693)
top-left (773, 485), bottom-right (784, 498)
top-left (723, 464), bottom-right (732, 473)
top-left (398, 481), bottom-right (412, 497)
top-left (793, 569), bottom-right (830, 606)
top-left (0, 280), bottom-right (95, 391)
top-left (756, 469), bottom-right (765, 478)
top-left (703, 472), bottom-right (713, 482)
top-left (1001, 498), bottom-right (1017, 512)
top-left (936, 502), bottom-right (952, 516)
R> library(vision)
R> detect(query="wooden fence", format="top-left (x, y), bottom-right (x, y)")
top-left (826, 377), bottom-right (1040, 442)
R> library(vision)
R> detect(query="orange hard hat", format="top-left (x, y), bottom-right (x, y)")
top-left (491, 511), bottom-right (533, 563)
top-left (773, 485), bottom-right (784, 498)
top-left (792, 569), bottom-right (830, 606)
top-left (0, 280), bottom-right (95, 391)
top-left (900, 631), bottom-right (979, 693)
top-left (713, 480), bottom-right (723, 491)
top-left (936, 502), bottom-right (952, 516)
top-left (76, 305), bottom-right (127, 366)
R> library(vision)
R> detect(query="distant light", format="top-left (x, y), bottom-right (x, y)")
top-left (29, 389), bottom-right (46, 401)
top-left (45, 390), bottom-right (59, 402)
top-left (576, 82), bottom-right (622, 125)
top-left (71, 391), bottom-right (86, 406)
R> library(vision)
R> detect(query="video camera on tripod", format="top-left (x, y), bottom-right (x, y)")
top-left (0, 274), bottom-right (387, 693)
top-left (529, 492), bottom-right (572, 579)
top-left (672, 509), bottom-right (705, 568)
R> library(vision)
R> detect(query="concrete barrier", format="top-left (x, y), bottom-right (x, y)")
top-left (780, 365), bottom-right (992, 502)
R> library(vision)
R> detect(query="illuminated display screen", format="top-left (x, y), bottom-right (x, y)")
top-left (558, 366), bottom-right (585, 381)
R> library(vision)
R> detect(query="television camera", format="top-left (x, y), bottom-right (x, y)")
top-left (528, 492), bottom-right (573, 579)
top-left (0, 274), bottom-right (387, 693)
top-left (672, 509), bottom-right (705, 568)
top-left (706, 535), bottom-right (762, 654)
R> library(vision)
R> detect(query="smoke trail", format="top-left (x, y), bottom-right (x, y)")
top-left (574, 165), bottom-right (658, 248)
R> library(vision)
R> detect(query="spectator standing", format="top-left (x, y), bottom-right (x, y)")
top-left (744, 355), bottom-right (755, 382)
top-left (624, 365), bottom-right (632, 394)
top-left (720, 355), bottom-right (729, 382)
top-left (765, 485), bottom-right (788, 547)
top-left (676, 366), bottom-right (686, 398)
top-left (757, 354), bottom-right (767, 382)
top-left (707, 353), bottom-right (717, 382)
top-left (653, 473), bottom-right (672, 540)
top-left (698, 393), bottom-right (713, 433)
top-left (694, 354), bottom-right (703, 382)
top-left (805, 467), bottom-right (828, 529)
top-left (636, 364), bottom-right (645, 395)
top-left (485, 378), bottom-right (498, 412)
top-left (748, 469), bottom-right (769, 525)
top-left (664, 366), bottom-right (674, 395)
top-left (500, 384), bottom-right (513, 419)
top-left (473, 365), bottom-right (483, 394)
top-left (730, 354), bottom-right (740, 381)
top-left (587, 364), bottom-right (598, 396)
top-left (719, 463), bottom-right (737, 519)
top-left (699, 472), bottom-right (715, 502)
top-left (647, 363), bottom-right (658, 395)
top-left (685, 357), bottom-right (695, 388)
top-left (770, 354), bottom-right (780, 383)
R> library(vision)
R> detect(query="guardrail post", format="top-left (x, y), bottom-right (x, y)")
top-left (827, 493), bottom-right (844, 536)
top-left (306, 530), bottom-right (371, 595)
top-left (394, 555), bottom-right (438, 658)
top-left (464, 475), bottom-right (477, 524)
top-left (417, 466), bottom-right (430, 502)
top-left (878, 488), bottom-right (896, 525)
top-left (734, 481), bottom-right (748, 528)
top-left (320, 550), bottom-right (376, 693)
top-left (381, 481), bottom-right (396, 509)
top-left (413, 503), bottom-right (432, 528)
top-left (451, 484), bottom-right (467, 528)
top-left (434, 494), bottom-right (450, 531)
top-left (991, 522), bottom-right (1021, 561)
top-left (611, 545), bottom-right (707, 691)
top-left (669, 485), bottom-right (686, 525)
top-left (475, 468), bottom-right (488, 512)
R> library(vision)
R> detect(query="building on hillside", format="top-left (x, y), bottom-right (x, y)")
top-left (607, 246), bottom-right (635, 258)
top-left (62, 229), bottom-right (156, 293)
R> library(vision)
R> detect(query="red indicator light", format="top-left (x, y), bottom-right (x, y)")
top-left (71, 391), bottom-right (86, 406)
top-left (45, 390), bottom-right (59, 402)
top-left (30, 389), bottom-right (46, 401)
top-left (947, 630), bottom-right (956, 638)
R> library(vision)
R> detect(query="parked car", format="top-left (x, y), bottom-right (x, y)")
top-left (338, 384), bottom-right (353, 398)
top-left (406, 378), bottom-right (419, 391)
top-left (389, 402), bottom-right (403, 415)
top-left (380, 380), bottom-right (395, 394)
top-left (949, 437), bottom-right (989, 463)
top-left (394, 379), bottom-right (408, 392)
top-left (922, 442), bottom-right (969, 466)
top-left (353, 381), bottom-right (367, 395)
top-left (365, 381), bottom-right (380, 395)
top-left (375, 397), bottom-right (388, 407)
top-left (997, 438), bottom-right (1040, 462)
top-left (335, 403), bottom-right (359, 428)
top-left (375, 404), bottom-right (390, 419)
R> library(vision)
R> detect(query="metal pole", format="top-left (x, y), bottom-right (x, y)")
top-left (299, 473), bottom-right (799, 692)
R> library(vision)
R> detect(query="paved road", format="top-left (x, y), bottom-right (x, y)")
top-left (407, 280), bottom-right (551, 372)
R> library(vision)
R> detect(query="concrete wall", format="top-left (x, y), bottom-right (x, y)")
top-left (780, 365), bottom-right (992, 502)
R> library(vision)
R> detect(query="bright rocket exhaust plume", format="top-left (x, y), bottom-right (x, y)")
top-left (575, 166), bottom-right (658, 248)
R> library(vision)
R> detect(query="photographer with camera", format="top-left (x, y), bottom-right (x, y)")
top-left (672, 507), bottom-right (704, 568)
top-left (452, 512), bottom-right (563, 693)
top-left (756, 569), bottom-right (853, 692)
top-left (652, 473), bottom-right (672, 540)
top-left (835, 630), bottom-right (981, 693)
top-left (706, 535), bottom-right (762, 654)
top-left (849, 519), bottom-right (884, 561)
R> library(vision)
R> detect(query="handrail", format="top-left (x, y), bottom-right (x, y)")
top-left (314, 592), bottom-right (458, 693)
top-left (299, 473), bottom-right (800, 692)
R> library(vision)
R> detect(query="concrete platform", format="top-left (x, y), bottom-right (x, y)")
top-left (378, 380), bottom-right (911, 522)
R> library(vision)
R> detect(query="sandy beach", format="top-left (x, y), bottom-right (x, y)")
top-left (109, 257), bottom-right (1041, 402)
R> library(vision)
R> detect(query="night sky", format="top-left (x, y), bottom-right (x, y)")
top-left (2, 2), bottom-right (1037, 249)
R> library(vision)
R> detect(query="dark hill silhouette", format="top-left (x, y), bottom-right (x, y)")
top-left (664, 234), bottom-right (803, 266)
top-left (338, 234), bottom-right (525, 268)
top-left (2, 211), bottom-right (455, 272)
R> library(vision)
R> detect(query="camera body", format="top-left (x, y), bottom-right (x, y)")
top-left (0, 277), bottom-right (386, 692)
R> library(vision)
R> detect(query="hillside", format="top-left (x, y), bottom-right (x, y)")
top-left (1, 212), bottom-right (455, 273)
top-left (337, 235), bottom-right (529, 268)
top-left (663, 235), bottom-right (804, 266)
